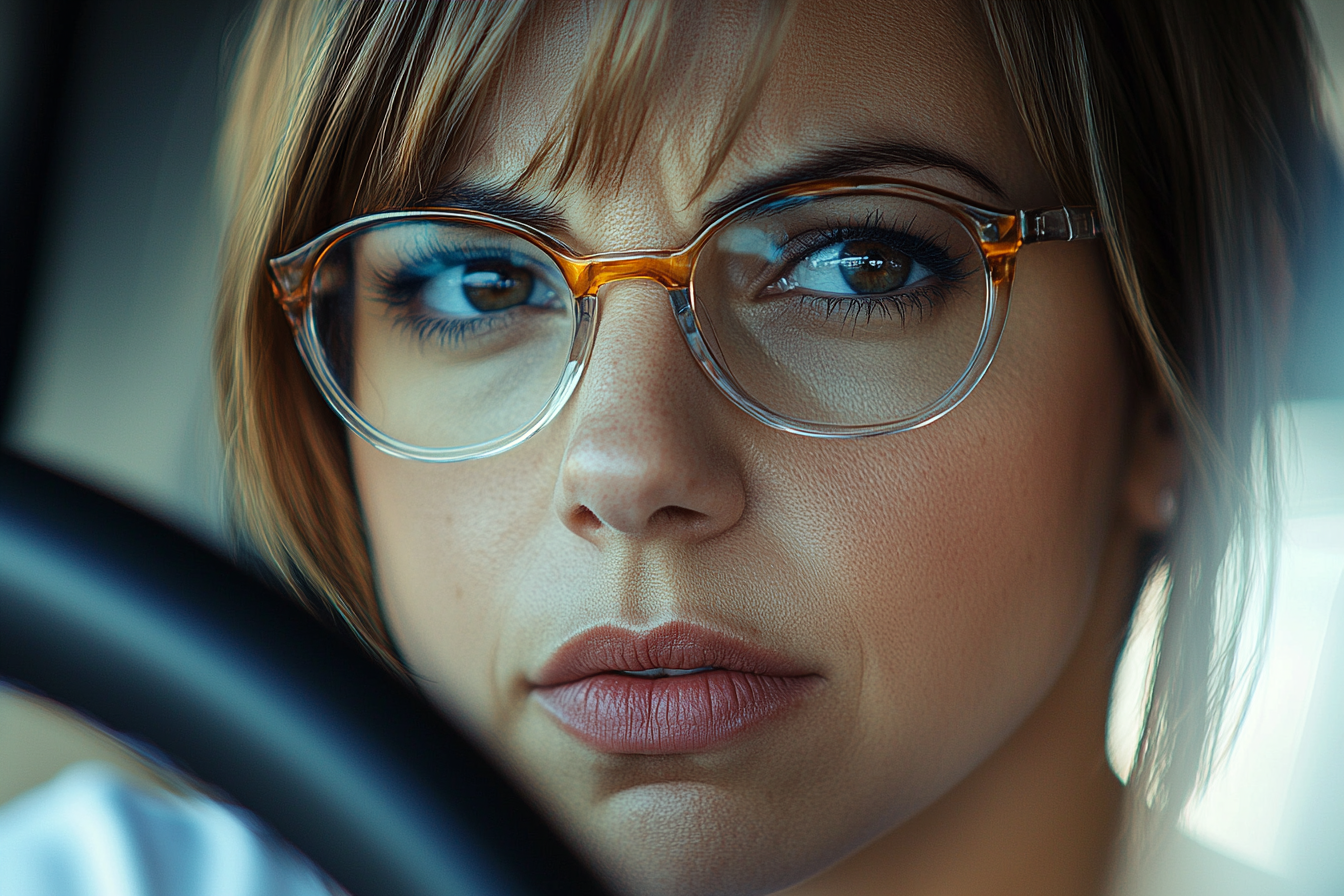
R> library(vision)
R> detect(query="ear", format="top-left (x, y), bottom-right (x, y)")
top-left (1122, 394), bottom-right (1183, 533)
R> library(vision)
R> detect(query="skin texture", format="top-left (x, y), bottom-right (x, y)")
top-left (351, 1), bottom-right (1182, 893)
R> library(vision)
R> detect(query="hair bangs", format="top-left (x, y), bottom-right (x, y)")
top-left (285, 1), bottom-right (798, 224)
top-left (517, 0), bottom-right (797, 199)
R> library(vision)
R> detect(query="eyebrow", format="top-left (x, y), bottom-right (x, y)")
top-left (421, 140), bottom-right (1008, 237)
top-left (699, 141), bottom-right (1009, 226)
top-left (419, 182), bottom-right (570, 232)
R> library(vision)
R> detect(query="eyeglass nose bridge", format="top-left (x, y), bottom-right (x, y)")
top-left (560, 251), bottom-right (696, 297)
top-left (553, 247), bottom-right (734, 424)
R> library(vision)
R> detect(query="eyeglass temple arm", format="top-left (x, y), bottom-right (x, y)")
top-left (1022, 207), bottom-right (1102, 243)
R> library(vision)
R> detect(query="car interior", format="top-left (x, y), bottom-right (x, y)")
top-left (0, 1), bottom-right (1341, 894)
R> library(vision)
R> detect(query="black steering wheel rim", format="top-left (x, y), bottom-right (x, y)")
top-left (0, 451), bottom-right (608, 896)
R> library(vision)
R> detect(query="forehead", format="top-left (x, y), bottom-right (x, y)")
top-left (466, 0), bottom-right (1054, 239)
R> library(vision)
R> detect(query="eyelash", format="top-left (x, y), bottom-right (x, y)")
top-left (369, 243), bottom-right (550, 348)
top-left (361, 212), bottom-right (975, 344)
top-left (794, 285), bottom-right (948, 327)
top-left (776, 216), bottom-right (973, 325)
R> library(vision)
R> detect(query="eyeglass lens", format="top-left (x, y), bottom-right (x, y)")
top-left (312, 222), bottom-right (577, 450)
top-left (308, 194), bottom-right (989, 451)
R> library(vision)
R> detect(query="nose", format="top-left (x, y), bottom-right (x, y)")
top-left (554, 280), bottom-right (746, 546)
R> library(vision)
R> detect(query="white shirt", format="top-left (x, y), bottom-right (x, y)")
top-left (0, 762), bottom-right (337, 896)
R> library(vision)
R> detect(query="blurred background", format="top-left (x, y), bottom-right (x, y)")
top-left (0, 0), bottom-right (250, 816)
top-left (1, 0), bottom-right (247, 547)
top-left (0, 0), bottom-right (1340, 893)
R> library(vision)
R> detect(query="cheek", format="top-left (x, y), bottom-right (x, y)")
top-left (759, 244), bottom-right (1129, 795)
top-left (350, 425), bottom-right (567, 734)
top-left (351, 240), bottom-right (1130, 840)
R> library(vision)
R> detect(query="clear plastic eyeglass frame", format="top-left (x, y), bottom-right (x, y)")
top-left (269, 176), bottom-right (1102, 463)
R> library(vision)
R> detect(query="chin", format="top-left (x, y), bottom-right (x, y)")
top-left (566, 781), bottom-right (830, 896)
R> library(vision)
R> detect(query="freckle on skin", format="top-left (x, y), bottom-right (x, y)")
top-left (352, 1), bottom-right (1136, 893)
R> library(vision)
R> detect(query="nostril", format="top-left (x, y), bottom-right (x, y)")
top-left (569, 505), bottom-right (601, 535)
top-left (563, 502), bottom-right (712, 542)
top-left (648, 506), bottom-right (709, 530)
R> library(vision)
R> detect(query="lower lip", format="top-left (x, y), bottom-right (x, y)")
top-left (533, 670), bottom-right (820, 754)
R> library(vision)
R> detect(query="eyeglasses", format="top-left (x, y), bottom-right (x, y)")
top-left (269, 176), bottom-right (1101, 462)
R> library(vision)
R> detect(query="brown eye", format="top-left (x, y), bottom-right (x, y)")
top-left (838, 239), bottom-right (911, 294)
top-left (462, 262), bottom-right (535, 311)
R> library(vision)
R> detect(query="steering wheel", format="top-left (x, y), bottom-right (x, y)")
top-left (0, 451), bottom-right (609, 896)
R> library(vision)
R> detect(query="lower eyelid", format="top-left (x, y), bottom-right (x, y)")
top-left (393, 307), bottom-right (509, 348)
top-left (791, 284), bottom-right (950, 323)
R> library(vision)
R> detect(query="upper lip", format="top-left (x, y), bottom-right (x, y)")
top-left (531, 621), bottom-right (813, 687)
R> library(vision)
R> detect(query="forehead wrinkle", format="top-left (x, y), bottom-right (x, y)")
top-left (714, 0), bottom-right (1054, 206)
top-left (467, 87), bottom-right (743, 251)
top-left (564, 159), bottom-right (696, 252)
top-left (472, 0), bottom-right (764, 214)
top-left (696, 139), bottom-right (1012, 229)
top-left (454, 0), bottom-right (1047, 249)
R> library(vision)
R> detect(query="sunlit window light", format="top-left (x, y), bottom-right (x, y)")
top-left (1108, 399), bottom-right (1344, 888)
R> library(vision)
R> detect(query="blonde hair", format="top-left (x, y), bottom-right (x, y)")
top-left (214, 0), bottom-right (789, 669)
top-left (214, 0), bottom-right (1341, 864)
top-left (978, 0), bottom-right (1341, 860)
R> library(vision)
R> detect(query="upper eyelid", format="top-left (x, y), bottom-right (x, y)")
top-left (305, 180), bottom-right (1016, 309)
top-left (373, 242), bottom-right (557, 275)
top-left (782, 223), bottom-right (966, 264)
top-left (369, 255), bottom-right (563, 309)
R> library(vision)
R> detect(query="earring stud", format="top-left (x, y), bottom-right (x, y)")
top-left (1156, 488), bottom-right (1177, 526)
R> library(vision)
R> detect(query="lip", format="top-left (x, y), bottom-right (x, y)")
top-left (531, 622), bottom-right (822, 754)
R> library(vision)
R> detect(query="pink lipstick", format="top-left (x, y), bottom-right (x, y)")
top-left (531, 622), bottom-right (821, 754)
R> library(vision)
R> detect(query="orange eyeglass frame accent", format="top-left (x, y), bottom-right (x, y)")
top-left (269, 176), bottom-right (1102, 462)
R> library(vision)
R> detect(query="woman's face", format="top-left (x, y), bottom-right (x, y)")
top-left (352, 1), bottom-right (1140, 893)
